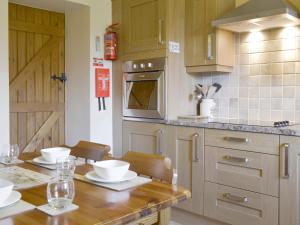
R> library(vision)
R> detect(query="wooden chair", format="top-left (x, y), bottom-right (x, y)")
top-left (121, 151), bottom-right (175, 184)
top-left (122, 151), bottom-right (175, 225)
top-left (64, 141), bottom-right (110, 162)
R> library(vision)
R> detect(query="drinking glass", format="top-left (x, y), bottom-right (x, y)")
top-left (56, 156), bottom-right (76, 180)
top-left (2, 144), bottom-right (19, 164)
top-left (47, 177), bottom-right (75, 209)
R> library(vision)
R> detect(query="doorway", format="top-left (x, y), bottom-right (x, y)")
top-left (9, 3), bottom-right (65, 152)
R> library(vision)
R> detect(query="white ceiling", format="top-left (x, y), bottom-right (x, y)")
top-left (9, 0), bottom-right (86, 13)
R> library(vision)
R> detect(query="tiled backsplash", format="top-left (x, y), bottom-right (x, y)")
top-left (194, 26), bottom-right (300, 122)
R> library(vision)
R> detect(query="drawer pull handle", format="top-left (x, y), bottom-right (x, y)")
top-left (192, 133), bottom-right (200, 162)
top-left (223, 155), bottom-right (249, 163)
top-left (223, 193), bottom-right (248, 203)
top-left (156, 129), bottom-right (164, 155)
top-left (281, 143), bottom-right (290, 178)
top-left (224, 137), bottom-right (249, 143)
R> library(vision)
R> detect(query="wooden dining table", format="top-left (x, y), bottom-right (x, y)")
top-left (0, 153), bottom-right (190, 225)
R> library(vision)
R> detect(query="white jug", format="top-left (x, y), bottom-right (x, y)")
top-left (200, 99), bottom-right (216, 117)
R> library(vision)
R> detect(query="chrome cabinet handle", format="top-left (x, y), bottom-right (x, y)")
top-left (281, 143), bottom-right (290, 178)
top-left (158, 18), bottom-right (164, 45)
top-left (224, 136), bottom-right (249, 143)
top-left (192, 133), bottom-right (200, 162)
top-left (223, 193), bottom-right (248, 203)
top-left (223, 155), bottom-right (249, 163)
top-left (156, 129), bottom-right (164, 155)
top-left (207, 33), bottom-right (215, 60)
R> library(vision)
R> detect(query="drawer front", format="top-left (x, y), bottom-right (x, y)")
top-left (204, 182), bottom-right (278, 225)
top-left (205, 146), bottom-right (279, 196)
top-left (205, 129), bottom-right (279, 155)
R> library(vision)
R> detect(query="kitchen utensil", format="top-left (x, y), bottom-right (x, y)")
top-left (207, 86), bottom-right (217, 98)
top-left (200, 99), bottom-right (216, 117)
top-left (0, 179), bottom-right (13, 204)
top-left (92, 160), bottom-right (130, 181)
top-left (85, 170), bottom-right (137, 183)
top-left (211, 83), bottom-right (222, 97)
top-left (41, 147), bottom-right (71, 163)
top-left (56, 157), bottom-right (76, 180)
top-left (33, 156), bottom-right (57, 165)
top-left (47, 177), bottom-right (75, 209)
top-left (0, 191), bottom-right (21, 208)
top-left (2, 144), bottom-right (19, 164)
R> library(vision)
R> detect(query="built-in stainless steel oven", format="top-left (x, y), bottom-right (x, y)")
top-left (123, 58), bottom-right (165, 119)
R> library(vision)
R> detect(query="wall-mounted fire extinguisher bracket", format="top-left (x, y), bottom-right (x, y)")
top-left (104, 23), bottom-right (119, 61)
top-left (95, 68), bottom-right (110, 111)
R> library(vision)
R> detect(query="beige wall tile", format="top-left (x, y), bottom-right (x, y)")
top-left (284, 62), bottom-right (296, 74)
top-left (271, 75), bottom-right (283, 86)
top-left (283, 86), bottom-right (296, 98)
top-left (283, 74), bottom-right (296, 86)
top-left (271, 98), bottom-right (282, 110)
top-left (271, 86), bottom-right (283, 98)
top-left (270, 63), bottom-right (283, 75)
top-left (260, 87), bottom-right (271, 98)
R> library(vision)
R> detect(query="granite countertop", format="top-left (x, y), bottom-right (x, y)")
top-left (123, 117), bottom-right (300, 136)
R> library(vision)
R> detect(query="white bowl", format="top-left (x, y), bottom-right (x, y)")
top-left (93, 160), bottom-right (130, 181)
top-left (41, 147), bottom-right (71, 163)
top-left (0, 179), bottom-right (13, 204)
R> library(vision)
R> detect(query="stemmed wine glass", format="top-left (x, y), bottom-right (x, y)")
top-left (2, 144), bottom-right (20, 164)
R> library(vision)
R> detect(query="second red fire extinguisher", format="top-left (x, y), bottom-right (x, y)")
top-left (104, 23), bottom-right (118, 61)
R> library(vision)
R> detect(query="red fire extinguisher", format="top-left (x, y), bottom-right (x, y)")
top-left (104, 23), bottom-right (118, 61)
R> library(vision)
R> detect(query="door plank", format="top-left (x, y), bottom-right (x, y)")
top-left (10, 37), bottom-right (60, 91)
top-left (10, 103), bottom-right (64, 113)
top-left (10, 20), bottom-right (64, 37)
top-left (23, 112), bottom-right (61, 152)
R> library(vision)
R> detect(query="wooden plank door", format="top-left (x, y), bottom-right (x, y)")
top-left (9, 3), bottom-right (65, 153)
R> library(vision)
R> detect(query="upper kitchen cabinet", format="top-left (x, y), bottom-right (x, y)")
top-left (122, 0), bottom-right (167, 60)
top-left (185, 0), bottom-right (236, 73)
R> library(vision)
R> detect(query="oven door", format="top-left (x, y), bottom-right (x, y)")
top-left (123, 71), bottom-right (165, 119)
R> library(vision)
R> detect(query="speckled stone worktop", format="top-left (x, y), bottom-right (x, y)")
top-left (124, 117), bottom-right (300, 137)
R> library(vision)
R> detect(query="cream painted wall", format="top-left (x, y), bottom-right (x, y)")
top-left (66, 0), bottom-right (113, 150)
top-left (0, 0), bottom-right (10, 148)
top-left (65, 5), bottom-right (91, 146)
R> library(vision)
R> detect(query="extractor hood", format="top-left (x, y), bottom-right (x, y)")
top-left (212, 0), bottom-right (300, 32)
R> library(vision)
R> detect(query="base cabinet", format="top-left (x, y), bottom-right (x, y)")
top-left (122, 121), bottom-right (167, 155)
top-left (167, 126), bottom-right (204, 215)
top-left (204, 182), bottom-right (278, 225)
top-left (280, 136), bottom-right (300, 225)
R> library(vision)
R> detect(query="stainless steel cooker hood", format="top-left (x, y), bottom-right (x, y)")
top-left (212, 0), bottom-right (300, 32)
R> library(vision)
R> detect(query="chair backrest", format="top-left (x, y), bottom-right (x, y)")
top-left (68, 141), bottom-right (110, 162)
top-left (121, 151), bottom-right (174, 184)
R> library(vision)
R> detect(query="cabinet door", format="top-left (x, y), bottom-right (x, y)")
top-left (122, 0), bottom-right (166, 55)
top-left (167, 126), bottom-right (204, 215)
top-left (185, 0), bottom-right (235, 72)
top-left (185, 0), bottom-right (206, 67)
top-left (205, 0), bottom-right (235, 65)
top-left (280, 136), bottom-right (300, 225)
top-left (122, 121), bottom-right (166, 155)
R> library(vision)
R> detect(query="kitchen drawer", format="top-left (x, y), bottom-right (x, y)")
top-left (205, 146), bottom-right (279, 196)
top-left (205, 129), bottom-right (279, 155)
top-left (204, 182), bottom-right (278, 225)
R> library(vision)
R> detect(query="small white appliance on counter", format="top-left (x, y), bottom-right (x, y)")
top-left (122, 58), bottom-right (166, 120)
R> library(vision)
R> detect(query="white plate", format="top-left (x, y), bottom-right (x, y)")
top-left (33, 156), bottom-right (56, 165)
top-left (85, 170), bottom-right (137, 183)
top-left (0, 191), bottom-right (21, 208)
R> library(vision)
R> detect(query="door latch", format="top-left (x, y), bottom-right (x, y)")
top-left (51, 73), bottom-right (67, 83)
